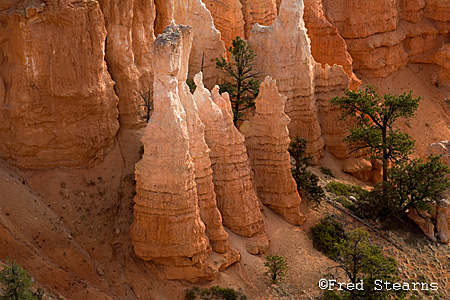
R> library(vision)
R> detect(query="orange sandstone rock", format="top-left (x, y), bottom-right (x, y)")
top-left (399, 0), bottom-right (425, 23)
top-left (99, 0), bottom-right (155, 127)
top-left (303, 0), bottom-right (360, 90)
top-left (239, 0), bottom-right (277, 39)
top-left (176, 29), bottom-right (239, 260)
top-left (202, 0), bottom-right (245, 53)
top-left (173, 0), bottom-right (227, 88)
top-left (129, 25), bottom-right (216, 281)
top-left (193, 73), bottom-right (267, 249)
top-left (248, 0), bottom-right (324, 162)
top-left (244, 77), bottom-right (305, 225)
top-left (0, 0), bottom-right (119, 169)
top-left (322, 0), bottom-right (398, 39)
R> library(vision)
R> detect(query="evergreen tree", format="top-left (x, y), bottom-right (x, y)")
top-left (330, 86), bottom-right (420, 182)
top-left (389, 154), bottom-right (450, 213)
top-left (0, 260), bottom-right (36, 300)
top-left (216, 36), bottom-right (259, 125)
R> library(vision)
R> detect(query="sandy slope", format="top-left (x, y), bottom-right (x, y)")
top-left (1, 63), bottom-right (450, 299)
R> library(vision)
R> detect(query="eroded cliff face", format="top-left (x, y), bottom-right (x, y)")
top-left (0, 0), bottom-right (119, 169)
top-left (249, 0), bottom-right (353, 163)
top-left (173, 0), bottom-right (227, 88)
top-left (303, 0), bottom-right (360, 90)
top-left (321, 0), bottom-right (450, 79)
top-left (98, 0), bottom-right (155, 127)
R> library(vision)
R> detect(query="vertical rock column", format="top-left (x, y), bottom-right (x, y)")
top-left (176, 23), bottom-right (240, 262)
top-left (249, 0), bottom-right (324, 163)
top-left (129, 25), bottom-right (216, 281)
top-left (244, 77), bottom-right (305, 225)
top-left (194, 73), bottom-right (269, 254)
top-left (173, 0), bottom-right (227, 88)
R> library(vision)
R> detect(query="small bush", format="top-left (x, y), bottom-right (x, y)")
top-left (310, 216), bottom-right (346, 260)
top-left (289, 137), bottom-right (325, 204)
top-left (0, 259), bottom-right (44, 300)
top-left (185, 286), bottom-right (247, 300)
top-left (319, 167), bottom-right (335, 178)
top-left (264, 254), bottom-right (288, 284)
top-left (186, 78), bottom-right (196, 93)
top-left (326, 182), bottom-right (367, 200)
top-left (335, 196), bottom-right (357, 212)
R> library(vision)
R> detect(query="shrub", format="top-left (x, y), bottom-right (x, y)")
top-left (319, 167), bottom-right (335, 178)
top-left (264, 254), bottom-right (288, 284)
top-left (288, 137), bottom-right (324, 204)
top-left (0, 259), bottom-right (44, 300)
top-left (310, 216), bottom-right (346, 260)
top-left (325, 182), bottom-right (367, 200)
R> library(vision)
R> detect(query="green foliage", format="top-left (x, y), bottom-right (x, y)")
top-left (185, 286), bottom-right (247, 300)
top-left (356, 155), bottom-right (450, 221)
top-left (288, 137), bottom-right (324, 204)
top-left (321, 290), bottom-right (344, 300)
top-left (264, 254), bottom-right (288, 284)
top-left (331, 86), bottom-right (420, 181)
top-left (216, 36), bottom-right (259, 125)
top-left (0, 259), bottom-right (43, 300)
top-left (312, 219), bottom-right (407, 300)
top-left (334, 229), bottom-right (406, 300)
top-left (356, 182), bottom-right (401, 221)
top-left (310, 216), bottom-right (346, 260)
top-left (186, 78), bottom-right (197, 94)
top-left (320, 167), bottom-right (335, 178)
top-left (325, 182), bottom-right (367, 200)
top-left (389, 154), bottom-right (450, 213)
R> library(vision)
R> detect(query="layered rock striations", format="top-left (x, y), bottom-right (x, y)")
top-left (193, 73), bottom-right (267, 248)
top-left (320, 0), bottom-right (447, 78)
top-left (0, 0), bottom-right (119, 169)
top-left (99, 0), bottom-right (156, 127)
top-left (202, 0), bottom-right (245, 52)
top-left (173, 0), bottom-right (227, 88)
top-left (244, 77), bottom-right (305, 225)
top-left (313, 64), bottom-right (352, 160)
top-left (176, 26), bottom-right (238, 259)
top-left (248, 0), bottom-right (324, 162)
top-left (129, 25), bottom-right (215, 281)
top-left (303, 0), bottom-right (360, 90)
top-left (239, 0), bottom-right (277, 39)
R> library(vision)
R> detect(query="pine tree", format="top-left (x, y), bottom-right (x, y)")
top-left (330, 86), bottom-right (420, 182)
top-left (216, 36), bottom-right (259, 125)
top-left (0, 259), bottom-right (36, 300)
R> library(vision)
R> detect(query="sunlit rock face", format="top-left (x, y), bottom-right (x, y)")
top-left (244, 76), bottom-right (305, 226)
top-left (129, 25), bottom-right (217, 282)
top-left (0, 0), bottom-right (119, 169)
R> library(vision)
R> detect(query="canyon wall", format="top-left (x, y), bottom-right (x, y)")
top-left (98, 0), bottom-right (155, 127)
top-left (0, 0), bottom-right (119, 169)
top-left (321, 0), bottom-right (450, 79)
top-left (249, 0), bottom-right (351, 163)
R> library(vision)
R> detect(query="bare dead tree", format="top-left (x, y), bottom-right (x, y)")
top-left (139, 90), bottom-right (153, 123)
